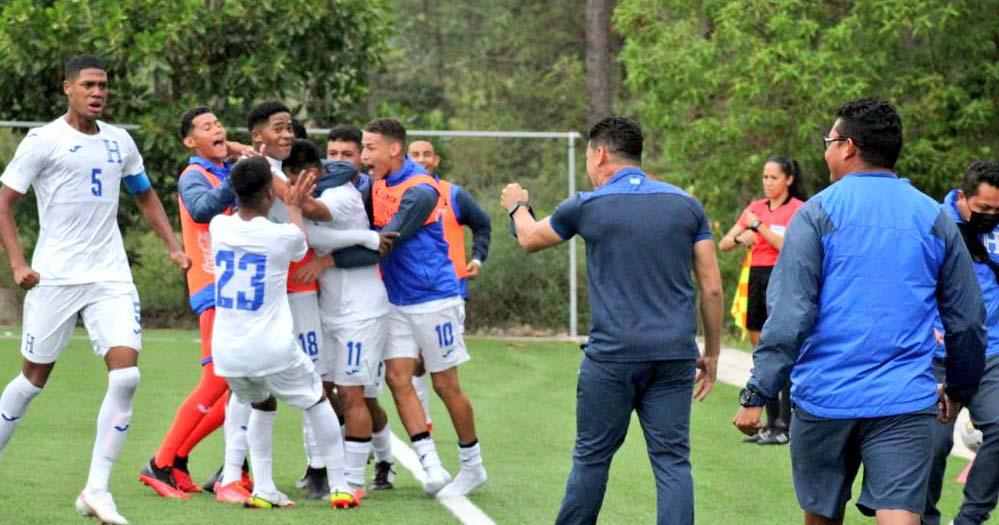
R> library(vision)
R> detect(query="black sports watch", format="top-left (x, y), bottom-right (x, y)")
top-left (507, 200), bottom-right (529, 217)
top-left (738, 386), bottom-right (767, 407)
top-left (749, 219), bottom-right (762, 232)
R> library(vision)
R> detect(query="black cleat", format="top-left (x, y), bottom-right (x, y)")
top-left (370, 461), bottom-right (395, 490)
top-left (202, 465), bottom-right (223, 494)
top-left (306, 467), bottom-right (329, 500)
top-left (139, 457), bottom-right (189, 499)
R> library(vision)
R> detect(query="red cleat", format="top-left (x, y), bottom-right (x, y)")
top-left (215, 481), bottom-right (253, 505)
top-left (139, 459), bottom-right (190, 500)
top-left (171, 468), bottom-right (203, 494)
top-left (240, 469), bottom-right (254, 493)
top-left (329, 489), bottom-right (363, 509)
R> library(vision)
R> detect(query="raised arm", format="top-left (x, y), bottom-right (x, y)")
top-left (501, 183), bottom-right (566, 253)
top-left (178, 169), bottom-right (236, 223)
top-left (273, 174), bottom-right (331, 222)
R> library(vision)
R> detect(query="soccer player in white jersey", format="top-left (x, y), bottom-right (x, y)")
top-left (284, 139), bottom-right (399, 493)
top-left (209, 156), bottom-right (360, 510)
top-left (0, 55), bottom-right (190, 525)
top-left (231, 101), bottom-right (337, 499)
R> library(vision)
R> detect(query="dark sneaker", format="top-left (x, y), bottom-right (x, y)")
top-left (758, 429), bottom-right (789, 445)
top-left (370, 461), bottom-right (395, 491)
top-left (139, 458), bottom-right (190, 499)
top-left (202, 465), bottom-right (223, 494)
top-left (306, 467), bottom-right (329, 500)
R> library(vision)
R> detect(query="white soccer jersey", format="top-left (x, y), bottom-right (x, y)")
top-left (0, 117), bottom-right (144, 285)
top-left (311, 184), bottom-right (390, 324)
top-left (266, 157), bottom-right (291, 224)
top-left (209, 214), bottom-right (308, 378)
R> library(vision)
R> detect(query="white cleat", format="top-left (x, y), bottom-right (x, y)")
top-left (421, 464), bottom-right (452, 495)
top-left (437, 465), bottom-right (487, 497)
top-left (76, 489), bottom-right (129, 525)
top-left (246, 489), bottom-right (295, 509)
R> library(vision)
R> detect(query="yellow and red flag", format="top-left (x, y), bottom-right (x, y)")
top-left (730, 252), bottom-right (752, 341)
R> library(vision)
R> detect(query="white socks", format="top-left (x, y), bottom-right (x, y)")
top-left (372, 423), bottom-right (393, 463)
top-left (413, 436), bottom-right (443, 469)
top-left (0, 373), bottom-right (43, 461)
top-left (459, 441), bottom-right (483, 469)
top-left (304, 400), bottom-right (349, 492)
top-left (222, 395), bottom-right (251, 486)
top-left (413, 374), bottom-right (431, 427)
top-left (247, 409), bottom-right (277, 494)
top-left (86, 367), bottom-right (140, 492)
top-left (302, 416), bottom-right (325, 469)
top-left (344, 439), bottom-right (371, 486)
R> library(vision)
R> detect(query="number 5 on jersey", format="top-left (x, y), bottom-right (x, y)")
top-left (91, 168), bottom-right (102, 196)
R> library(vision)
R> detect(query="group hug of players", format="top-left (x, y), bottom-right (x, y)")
top-left (0, 55), bottom-right (491, 524)
top-left (137, 103), bottom-right (493, 510)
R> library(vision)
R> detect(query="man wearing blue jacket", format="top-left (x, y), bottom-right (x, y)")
top-left (734, 98), bottom-right (986, 525)
top-left (924, 161), bottom-right (999, 525)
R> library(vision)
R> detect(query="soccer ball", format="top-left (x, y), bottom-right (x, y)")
top-left (961, 421), bottom-right (983, 453)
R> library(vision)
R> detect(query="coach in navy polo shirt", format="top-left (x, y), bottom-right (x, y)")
top-left (501, 116), bottom-right (724, 525)
top-left (734, 99), bottom-right (987, 525)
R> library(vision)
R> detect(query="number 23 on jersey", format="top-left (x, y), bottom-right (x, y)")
top-left (215, 250), bottom-right (267, 311)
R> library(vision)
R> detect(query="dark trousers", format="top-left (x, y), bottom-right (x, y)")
top-left (765, 384), bottom-right (792, 431)
top-left (925, 355), bottom-right (999, 525)
top-left (555, 356), bottom-right (695, 525)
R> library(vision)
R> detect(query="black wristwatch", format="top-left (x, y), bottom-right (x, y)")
top-left (738, 386), bottom-right (767, 407)
top-left (507, 200), bottom-right (529, 217)
top-left (749, 219), bottom-right (762, 232)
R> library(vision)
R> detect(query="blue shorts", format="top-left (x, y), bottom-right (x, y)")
top-left (790, 406), bottom-right (935, 518)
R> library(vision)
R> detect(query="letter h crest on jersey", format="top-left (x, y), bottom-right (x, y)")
top-left (102, 139), bottom-right (123, 164)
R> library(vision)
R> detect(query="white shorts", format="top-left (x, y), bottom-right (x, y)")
top-left (225, 355), bottom-right (324, 410)
top-left (21, 282), bottom-right (142, 364)
top-left (290, 291), bottom-right (324, 369)
top-left (324, 316), bottom-right (387, 387)
top-left (364, 360), bottom-right (385, 399)
top-left (383, 304), bottom-right (469, 373)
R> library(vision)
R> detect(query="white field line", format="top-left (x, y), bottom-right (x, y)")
top-left (717, 347), bottom-right (975, 460)
top-left (389, 432), bottom-right (496, 525)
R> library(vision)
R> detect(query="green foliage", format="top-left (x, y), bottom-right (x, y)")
top-left (0, 0), bottom-right (388, 324)
top-left (124, 229), bottom-right (188, 324)
top-left (0, 0), bottom-right (388, 219)
top-left (616, 0), bottom-right (999, 319)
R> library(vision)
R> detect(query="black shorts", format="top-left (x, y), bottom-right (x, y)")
top-left (746, 266), bottom-right (773, 331)
top-left (790, 407), bottom-right (935, 518)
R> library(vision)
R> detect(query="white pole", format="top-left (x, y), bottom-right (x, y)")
top-left (568, 135), bottom-right (578, 337)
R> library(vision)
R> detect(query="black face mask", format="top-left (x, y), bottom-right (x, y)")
top-left (968, 211), bottom-right (999, 234)
top-left (958, 222), bottom-right (999, 284)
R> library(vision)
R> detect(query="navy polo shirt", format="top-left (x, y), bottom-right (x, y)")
top-left (550, 167), bottom-right (713, 362)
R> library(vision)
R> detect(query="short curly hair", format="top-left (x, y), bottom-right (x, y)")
top-left (587, 116), bottom-right (643, 164)
top-left (834, 98), bottom-right (903, 169)
top-left (961, 161), bottom-right (999, 197)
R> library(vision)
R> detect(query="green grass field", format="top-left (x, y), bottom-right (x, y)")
top-left (0, 329), bottom-right (973, 524)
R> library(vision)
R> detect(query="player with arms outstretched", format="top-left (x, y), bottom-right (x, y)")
top-left (0, 54), bottom-right (190, 525)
